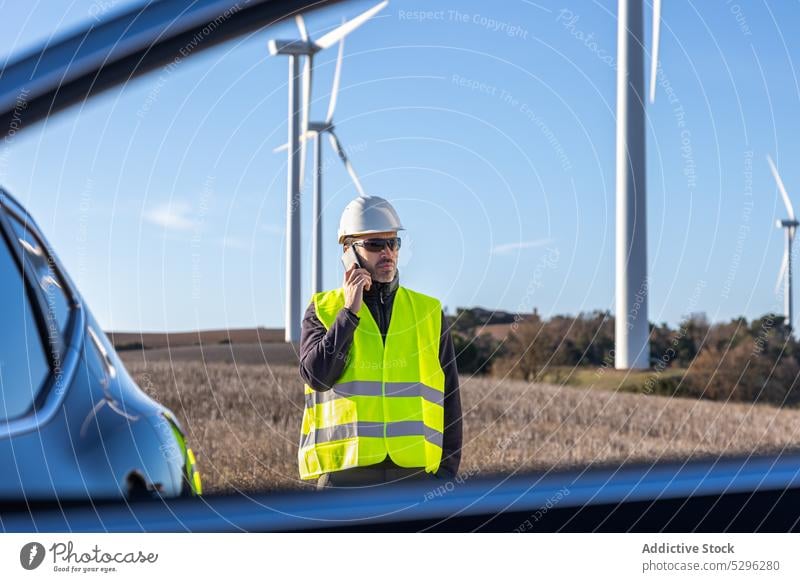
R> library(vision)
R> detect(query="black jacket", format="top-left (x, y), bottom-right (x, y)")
top-left (298, 270), bottom-right (462, 478)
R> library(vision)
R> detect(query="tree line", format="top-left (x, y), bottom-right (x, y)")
top-left (447, 308), bottom-right (800, 407)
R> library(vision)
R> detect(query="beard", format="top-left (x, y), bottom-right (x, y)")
top-left (373, 261), bottom-right (395, 282)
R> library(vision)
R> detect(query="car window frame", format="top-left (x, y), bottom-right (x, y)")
top-left (0, 189), bottom-right (85, 435)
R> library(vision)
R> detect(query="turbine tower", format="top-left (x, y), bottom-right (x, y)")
top-left (768, 155), bottom-right (798, 332)
top-left (268, 1), bottom-right (388, 342)
top-left (615, 0), bottom-right (661, 369)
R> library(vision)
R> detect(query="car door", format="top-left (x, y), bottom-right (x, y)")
top-left (0, 195), bottom-right (183, 499)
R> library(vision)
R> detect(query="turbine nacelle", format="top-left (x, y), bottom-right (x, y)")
top-left (267, 39), bottom-right (317, 56)
top-left (778, 219), bottom-right (799, 229)
top-left (307, 121), bottom-right (332, 134)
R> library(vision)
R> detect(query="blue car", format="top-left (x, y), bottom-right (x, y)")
top-left (0, 188), bottom-right (201, 500)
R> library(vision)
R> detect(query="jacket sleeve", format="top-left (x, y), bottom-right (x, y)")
top-left (299, 301), bottom-right (360, 392)
top-left (435, 310), bottom-right (463, 479)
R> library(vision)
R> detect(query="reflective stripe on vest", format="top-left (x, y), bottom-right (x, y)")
top-left (303, 380), bottom-right (444, 409)
top-left (298, 286), bottom-right (445, 480)
top-left (300, 421), bottom-right (444, 450)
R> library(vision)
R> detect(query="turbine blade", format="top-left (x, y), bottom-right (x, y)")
top-left (326, 34), bottom-right (345, 125)
top-left (768, 155), bottom-right (795, 220)
top-left (328, 130), bottom-right (366, 197)
top-left (274, 130), bottom-right (317, 153)
top-left (295, 14), bottom-right (309, 42)
top-left (776, 251), bottom-right (789, 295)
top-left (649, 0), bottom-right (661, 104)
top-left (314, 0), bottom-right (388, 50)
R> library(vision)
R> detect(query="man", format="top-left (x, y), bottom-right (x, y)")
top-left (298, 195), bottom-right (463, 489)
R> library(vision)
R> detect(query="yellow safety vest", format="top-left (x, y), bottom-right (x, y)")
top-left (299, 285), bottom-right (445, 480)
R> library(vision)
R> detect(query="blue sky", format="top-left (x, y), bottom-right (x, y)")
top-left (0, 0), bottom-right (799, 332)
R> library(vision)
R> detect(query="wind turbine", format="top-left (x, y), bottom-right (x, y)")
top-left (308, 35), bottom-right (371, 294)
top-left (768, 155), bottom-right (798, 332)
top-left (268, 0), bottom-right (388, 343)
top-left (275, 21), bottom-right (379, 295)
top-left (614, 0), bottom-right (661, 369)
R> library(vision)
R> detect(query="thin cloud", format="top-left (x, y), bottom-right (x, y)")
top-left (144, 201), bottom-right (197, 231)
top-left (491, 239), bottom-right (554, 255)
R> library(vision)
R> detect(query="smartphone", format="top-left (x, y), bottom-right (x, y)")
top-left (341, 245), bottom-right (363, 271)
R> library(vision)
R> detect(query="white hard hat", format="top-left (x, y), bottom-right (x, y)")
top-left (337, 195), bottom-right (404, 244)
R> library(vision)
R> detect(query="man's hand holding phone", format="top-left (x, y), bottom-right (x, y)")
top-left (343, 248), bottom-right (372, 314)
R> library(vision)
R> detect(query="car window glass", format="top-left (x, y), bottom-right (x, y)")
top-left (0, 224), bottom-right (50, 421)
top-left (7, 214), bottom-right (71, 338)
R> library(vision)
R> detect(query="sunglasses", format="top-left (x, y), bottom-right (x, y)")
top-left (352, 237), bottom-right (402, 252)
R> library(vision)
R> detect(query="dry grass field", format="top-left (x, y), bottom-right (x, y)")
top-left (119, 343), bottom-right (800, 495)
